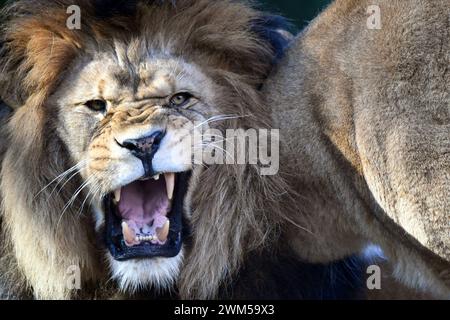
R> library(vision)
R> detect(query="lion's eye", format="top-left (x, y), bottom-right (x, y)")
top-left (85, 99), bottom-right (107, 112)
top-left (169, 92), bottom-right (193, 107)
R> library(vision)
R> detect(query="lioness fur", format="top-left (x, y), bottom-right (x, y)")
top-left (264, 0), bottom-right (449, 298)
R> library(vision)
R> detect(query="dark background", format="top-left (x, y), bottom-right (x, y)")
top-left (261, 0), bottom-right (332, 29)
top-left (0, 0), bottom-right (333, 29)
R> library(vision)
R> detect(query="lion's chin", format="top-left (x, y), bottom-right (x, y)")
top-left (107, 247), bottom-right (184, 292)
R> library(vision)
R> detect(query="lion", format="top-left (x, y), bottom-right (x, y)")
top-left (0, 0), bottom-right (378, 300)
top-left (0, 0), bottom-right (295, 299)
top-left (264, 0), bottom-right (450, 299)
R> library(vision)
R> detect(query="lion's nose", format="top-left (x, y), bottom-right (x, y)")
top-left (120, 130), bottom-right (165, 174)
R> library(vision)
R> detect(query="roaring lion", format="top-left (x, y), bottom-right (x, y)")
top-left (0, 0), bottom-right (296, 299)
top-left (264, 0), bottom-right (449, 298)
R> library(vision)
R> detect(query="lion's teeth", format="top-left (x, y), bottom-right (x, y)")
top-left (121, 221), bottom-right (136, 246)
top-left (135, 235), bottom-right (157, 242)
top-left (114, 188), bottom-right (121, 202)
top-left (153, 174), bottom-right (160, 180)
top-left (156, 220), bottom-right (170, 243)
top-left (164, 173), bottom-right (175, 200)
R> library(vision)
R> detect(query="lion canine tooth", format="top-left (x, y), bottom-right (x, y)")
top-left (114, 188), bottom-right (121, 202)
top-left (164, 173), bottom-right (175, 200)
top-left (153, 174), bottom-right (160, 180)
top-left (121, 221), bottom-right (136, 246)
top-left (156, 220), bottom-right (170, 242)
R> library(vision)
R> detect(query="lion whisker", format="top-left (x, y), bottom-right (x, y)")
top-left (191, 114), bottom-right (247, 131)
top-left (86, 182), bottom-right (106, 215)
top-left (56, 175), bottom-right (94, 231)
top-left (34, 160), bottom-right (86, 200)
top-left (76, 179), bottom-right (102, 218)
top-left (81, 175), bottom-right (110, 218)
top-left (50, 166), bottom-right (86, 201)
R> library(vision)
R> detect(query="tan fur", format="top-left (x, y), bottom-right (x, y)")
top-left (264, 0), bottom-right (450, 298)
top-left (0, 0), bottom-right (291, 299)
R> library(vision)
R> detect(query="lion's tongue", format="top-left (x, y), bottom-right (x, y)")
top-left (117, 178), bottom-right (170, 246)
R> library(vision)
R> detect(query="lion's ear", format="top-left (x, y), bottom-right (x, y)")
top-left (0, 4), bottom-right (82, 109)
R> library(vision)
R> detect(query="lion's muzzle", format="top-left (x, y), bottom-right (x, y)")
top-left (117, 130), bottom-right (165, 178)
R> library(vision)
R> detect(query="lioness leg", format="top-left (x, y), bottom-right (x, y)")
top-left (355, 88), bottom-right (450, 296)
top-left (351, 0), bottom-right (450, 294)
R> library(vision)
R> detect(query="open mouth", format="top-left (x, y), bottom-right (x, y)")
top-left (103, 172), bottom-right (190, 261)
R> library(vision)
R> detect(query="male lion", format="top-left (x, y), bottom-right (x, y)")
top-left (0, 0), bottom-right (289, 299)
top-left (264, 0), bottom-right (449, 298)
top-left (0, 0), bottom-right (374, 300)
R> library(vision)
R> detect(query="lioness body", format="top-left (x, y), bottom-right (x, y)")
top-left (265, 0), bottom-right (449, 298)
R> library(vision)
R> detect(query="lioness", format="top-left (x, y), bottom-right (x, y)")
top-left (265, 0), bottom-right (449, 298)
